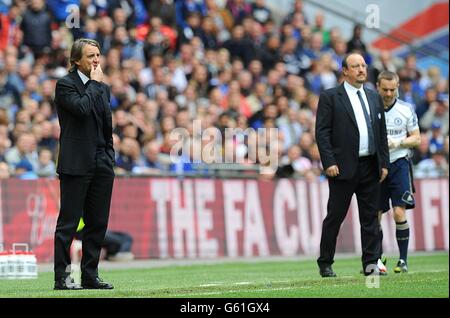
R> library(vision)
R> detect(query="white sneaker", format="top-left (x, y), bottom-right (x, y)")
top-left (377, 258), bottom-right (388, 273)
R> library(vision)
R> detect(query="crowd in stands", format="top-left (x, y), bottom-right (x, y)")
top-left (0, 0), bottom-right (448, 180)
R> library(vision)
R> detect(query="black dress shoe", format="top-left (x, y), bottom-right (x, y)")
top-left (54, 278), bottom-right (83, 290)
top-left (319, 266), bottom-right (337, 277)
top-left (81, 277), bottom-right (114, 290)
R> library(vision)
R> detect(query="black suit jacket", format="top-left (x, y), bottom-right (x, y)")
top-left (315, 83), bottom-right (389, 180)
top-left (55, 71), bottom-right (114, 175)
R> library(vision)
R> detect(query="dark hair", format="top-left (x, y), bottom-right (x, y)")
top-left (69, 38), bottom-right (101, 72)
top-left (377, 70), bottom-right (399, 84)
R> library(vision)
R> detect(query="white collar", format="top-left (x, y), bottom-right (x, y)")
top-left (344, 80), bottom-right (364, 95)
top-left (77, 69), bottom-right (90, 85)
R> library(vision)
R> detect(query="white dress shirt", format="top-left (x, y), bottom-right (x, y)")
top-left (344, 81), bottom-right (372, 157)
top-left (77, 69), bottom-right (90, 85)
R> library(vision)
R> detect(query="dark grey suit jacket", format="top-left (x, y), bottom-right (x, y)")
top-left (55, 70), bottom-right (114, 175)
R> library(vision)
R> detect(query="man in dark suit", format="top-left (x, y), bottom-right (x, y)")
top-left (315, 53), bottom-right (389, 277)
top-left (53, 38), bottom-right (115, 290)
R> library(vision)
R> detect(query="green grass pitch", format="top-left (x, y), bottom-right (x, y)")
top-left (0, 252), bottom-right (447, 298)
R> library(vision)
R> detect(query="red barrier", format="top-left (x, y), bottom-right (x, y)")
top-left (0, 177), bottom-right (448, 262)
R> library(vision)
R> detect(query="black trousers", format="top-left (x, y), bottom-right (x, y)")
top-left (317, 156), bottom-right (381, 271)
top-left (54, 149), bottom-right (114, 281)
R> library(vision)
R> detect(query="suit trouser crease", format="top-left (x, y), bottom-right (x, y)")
top-left (54, 151), bottom-right (114, 281)
top-left (318, 158), bottom-right (380, 269)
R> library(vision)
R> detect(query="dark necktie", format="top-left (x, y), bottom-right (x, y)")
top-left (357, 90), bottom-right (375, 155)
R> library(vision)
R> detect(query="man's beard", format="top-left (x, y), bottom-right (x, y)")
top-left (356, 77), bottom-right (366, 84)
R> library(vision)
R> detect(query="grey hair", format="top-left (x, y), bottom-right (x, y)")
top-left (69, 38), bottom-right (101, 72)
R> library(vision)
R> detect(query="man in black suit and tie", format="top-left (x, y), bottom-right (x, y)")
top-left (53, 38), bottom-right (115, 290)
top-left (315, 53), bottom-right (389, 277)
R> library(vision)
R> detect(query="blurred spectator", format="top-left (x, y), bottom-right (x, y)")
top-left (330, 37), bottom-right (346, 72)
top-left (428, 121), bottom-right (445, 154)
top-left (401, 53), bottom-right (422, 85)
top-left (199, 15), bottom-right (218, 49)
top-left (419, 66), bottom-right (443, 91)
top-left (108, 0), bottom-right (136, 30)
top-left (415, 149), bottom-right (448, 178)
top-left (312, 11), bottom-right (330, 46)
top-left (251, 0), bottom-right (271, 26)
top-left (14, 158), bottom-right (38, 179)
top-left (115, 137), bottom-right (140, 173)
top-left (4, 51), bottom-right (24, 92)
top-left (36, 147), bottom-right (56, 176)
top-left (280, 37), bottom-right (304, 76)
top-left (37, 120), bottom-right (58, 152)
top-left (143, 29), bottom-right (169, 60)
top-left (420, 98), bottom-right (449, 136)
top-left (148, 0), bottom-right (176, 28)
top-left (276, 144), bottom-right (311, 178)
top-left (277, 103), bottom-right (302, 151)
top-left (102, 231), bottom-right (135, 261)
top-left (5, 132), bottom-right (39, 171)
top-left (176, 0), bottom-right (207, 31)
top-left (305, 53), bottom-right (337, 94)
top-left (132, 140), bottom-right (167, 175)
top-left (416, 87), bottom-right (438, 122)
top-left (221, 79), bottom-right (252, 119)
top-left (96, 16), bottom-right (115, 53)
top-left (249, 103), bottom-right (278, 130)
top-left (144, 66), bottom-right (169, 100)
top-left (369, 50), bottom-right (400, 84)
top-left (223, 24), bottom-right (255, 67)
top-left (304, 32), bottom-right (328, 61)
top-left (346, 24), bottom-right (367, 55)
top-left (20, 0), bottom-right (52, 57)
top-left (299, 131), bottom-right (314, 160)
top-left (226, 0), bottom-right (252, 25)
top-left (398, 73), bottom-right (422, 110)
top-left (283, 0), bottom-right (309, 25)
top-left (179, 11), bottom-right (203, 45)
top-left (0, 63), bottom-right (22, 119)
top-left (113, 26), bottom-right (145, 62)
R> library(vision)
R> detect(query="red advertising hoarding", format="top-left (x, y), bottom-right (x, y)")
top-left (0, 177), bottom-right (447, 262)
